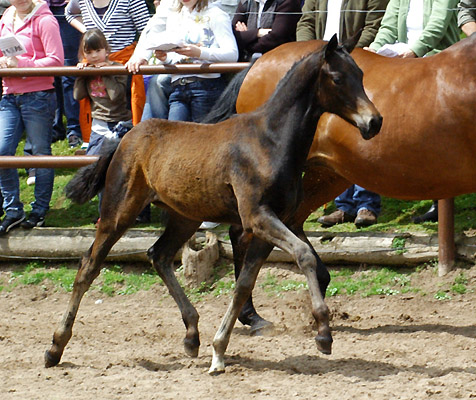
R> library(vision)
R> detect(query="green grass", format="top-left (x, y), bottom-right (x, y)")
top-left (0, 261), bottom-right (473, 302)
top-left (1, 262), bottom-right (164, 296)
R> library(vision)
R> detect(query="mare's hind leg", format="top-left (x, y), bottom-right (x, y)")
top-left (210, 237), bottom-right (274, 375)
top-left (229, 224), bottom-right (273, 335)
top-left (147, 212), bottom-right (201, 357)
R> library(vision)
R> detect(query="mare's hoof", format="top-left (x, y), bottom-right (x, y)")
top-left (183, 337), bottom-right (200, 358)
top-left (315, 335), bottom-right (333, 355)
top-left (44, 350), bottom-right (61, 368)
top-left (250, 319), bottom-right (274, 337)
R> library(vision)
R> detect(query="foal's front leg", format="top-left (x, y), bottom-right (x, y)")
top-left (209, 237), bottom-right (274, 375)
top-left (250, 213), bottom-right (333, 355)
top-left (148, 213), bottom-right (201, 357)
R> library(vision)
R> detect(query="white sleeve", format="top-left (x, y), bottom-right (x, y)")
top-left (199, 9), bottom-right (238, 62)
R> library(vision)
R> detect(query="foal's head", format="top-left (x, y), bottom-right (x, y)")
top-left (317, 34), bottom-right (382, 140)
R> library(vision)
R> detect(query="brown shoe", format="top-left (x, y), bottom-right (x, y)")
top-left (317, 209), bottom-right (355, 227)
top-left (354, 209), bottom-right (377, 228)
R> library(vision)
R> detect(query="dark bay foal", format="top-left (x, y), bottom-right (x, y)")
top-left (45, 34), bottom-right (381, 374)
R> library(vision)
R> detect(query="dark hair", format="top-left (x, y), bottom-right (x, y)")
top-left (176, 0), bottom-right (208, 13)
top-left (78, 28), bottom-right (110, 60)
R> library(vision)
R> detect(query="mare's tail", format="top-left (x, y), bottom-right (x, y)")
top-left (201, 61), bottom-right (255, 123)
top-left (65, 138), bottom-right (121, 204)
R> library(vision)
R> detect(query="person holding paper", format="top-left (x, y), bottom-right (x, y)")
top-left (0, 0), bottom-right (64, 234)
top-left (366, 0), bottom-right (460, 58)
top-left (153, 0), bottom-right (238, 122)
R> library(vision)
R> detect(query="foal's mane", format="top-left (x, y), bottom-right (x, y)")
top-left (264, 47), bottom-right (326, 109)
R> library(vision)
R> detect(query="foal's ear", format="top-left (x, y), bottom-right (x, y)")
top-left (325, 34), bottom-right (338, 59)
top-left (341, 29), bottom-right (362, 54)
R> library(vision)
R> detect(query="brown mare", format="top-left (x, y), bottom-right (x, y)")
top-left (44, 35), bottom-right (381, 374)
top-left (212, 34), bottom-right (476, 333)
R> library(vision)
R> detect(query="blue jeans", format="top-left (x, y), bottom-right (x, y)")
top-left (335, 184), bottom-right (381, 216)
top-left (50, 5), bottom-right (81, 140)
top-left (168, 77), bottom-right (226, 122)
top-left (142, 74), bottom-right (172, 121)
top-left (0, 91), bottom-right (56, 218)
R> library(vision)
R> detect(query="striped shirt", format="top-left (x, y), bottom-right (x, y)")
top-left (65, 0), bottom-right (150, 52)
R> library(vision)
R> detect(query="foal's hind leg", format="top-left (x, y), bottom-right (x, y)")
top-left (45, 216), bottom-right (137, 367)
top-left (45, 178), bottom-right (149, 367)
top-left (229, 224), bottom-right (273, 335)
top-left (147, 212), bottom-right (201, 357)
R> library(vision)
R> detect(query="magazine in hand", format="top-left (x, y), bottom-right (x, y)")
top-left (0, 35), bottom-right (26, 57)
top-left (146, 32), bottom-right (184, 52)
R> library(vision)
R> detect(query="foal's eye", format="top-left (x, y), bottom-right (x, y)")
top-left (332, 76), bottom-right (342, 85)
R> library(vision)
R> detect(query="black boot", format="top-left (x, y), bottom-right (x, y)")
top-left (412, 201), bottom-right (438, 223)
top-left (136, 204), bottom-right (151, 224)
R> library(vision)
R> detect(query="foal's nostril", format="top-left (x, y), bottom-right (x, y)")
top-left (369, 115), bottom-right (383, 136)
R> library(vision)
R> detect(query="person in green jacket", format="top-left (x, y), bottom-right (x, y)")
top-left (367, 0), bottom-right (460, 58)
top-left (458, 0), bottom-right (476, 36)
top-left (297, 0), bottom-right (390, 47)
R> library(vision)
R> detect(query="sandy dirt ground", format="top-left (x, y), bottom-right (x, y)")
top-left (1, 263), bottom-right (475, 400)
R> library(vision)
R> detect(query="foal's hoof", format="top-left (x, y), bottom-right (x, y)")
top-left (183, 337), bottom-right (200, 358)
top-left (44, 350), bottom-right (61, 368)
top-left (315, 335), bottom-right (333, 355)
top-left (250, 319), bottom-right (274, 337)
top-left (208, 366), bottom-right (226, 376)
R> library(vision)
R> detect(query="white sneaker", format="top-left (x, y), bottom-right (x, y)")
top-left (80, 142), bottom-right (89, 150)
top-left (26, 176), bottom-right (36, 186)
top-left (199, 221), bottom-right (220, 229)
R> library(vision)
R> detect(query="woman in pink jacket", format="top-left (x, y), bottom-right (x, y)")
top-left (0, 0), bottom-right (64, 235)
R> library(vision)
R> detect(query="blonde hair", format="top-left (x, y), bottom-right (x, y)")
top-left (176, 0), bottom-right (209, 13)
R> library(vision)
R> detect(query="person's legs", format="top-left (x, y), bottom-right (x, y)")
top-left (334, 185), bottom-right (357, 215)
top-left (317, 186), bottom-right (357, 227)
top-left (52, 76), bottom-right (67, 142)
top-left (0, 95), bottom-right (27, 233)
top-left (353, 185), bottom-right (380, 227)
top-left (353, 185), bottom-right (381, 215)
top-left (22, 91), bottom-right (56, 219)
top-left (142, 74), bottom-right (172, 121)
top-left (168, 85), bottom-right (191, 122)
top-left (51, 5), bottom-right (82, 146)
top-left (189, 78), bottom-right (226, 122)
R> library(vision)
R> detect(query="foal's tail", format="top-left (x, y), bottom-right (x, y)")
top-left (200, 61), bottom-right (255, 123)
top-left (65, 138), bottom-right (121, 204)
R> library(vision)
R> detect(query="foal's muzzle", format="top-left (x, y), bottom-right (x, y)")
top-left (360, 114), bottom-right (383, 140)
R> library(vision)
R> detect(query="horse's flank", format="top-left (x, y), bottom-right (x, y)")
top-left (238, 36), bottom-right (476, 204)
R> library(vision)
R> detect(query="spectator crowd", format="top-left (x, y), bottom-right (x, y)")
top-left (0, 0), bottom-right (473, 234)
